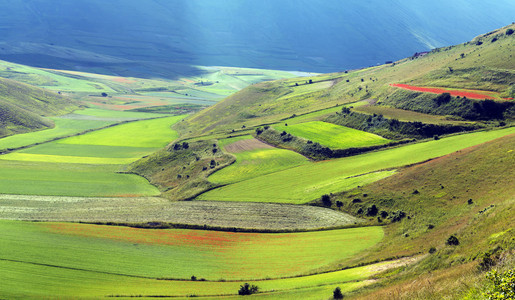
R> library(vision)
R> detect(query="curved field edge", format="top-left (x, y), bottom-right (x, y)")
top-left (0, 254), bottom-right (413, 298)
top-left (198, 126), bottom-right (515, 204)
top-left (273, 121), bottom-right (391, 149)
top-left (0, 220), bottom-right (384, 281)
top-left (0, 196), bottom-right (361, 231)
top-left (209, 135), bottom-right (310, 184)
top-left (0, 115), bottom-right (186, 197)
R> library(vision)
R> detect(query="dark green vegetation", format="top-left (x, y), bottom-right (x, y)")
top-left (0, 77), bottom-right (78, 138)
top-left (1, 23), bottom-right (514, 299)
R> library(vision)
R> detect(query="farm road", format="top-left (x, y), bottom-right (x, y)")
top-left (0, 194), bottom-right (359, 231)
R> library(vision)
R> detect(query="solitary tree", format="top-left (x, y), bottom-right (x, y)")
top-left (333, 287), bottom-right (344, 299)
top-left (321, 194), bottom-right (332, 206)
top-left (238, 283), bottom-right (259, 295)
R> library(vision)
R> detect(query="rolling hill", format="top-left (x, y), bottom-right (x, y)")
top-left (0, 77), bottom-right (78, 139)
top-left (0, 23), bottom-right (514, 299)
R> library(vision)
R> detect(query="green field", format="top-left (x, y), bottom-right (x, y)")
top-left (0, 115), bottom-right (186, 196)
top-left (60, 115), bottom-right (183, 147)
top-left (274, 121), bottom-right (391, 149)
top-left (0, 160), bottom-right (159, 196)
top-left (0, 254), bottom-right (381, 299)
top-left (209, 135), bottom-right (310, 184)
top-left (0, 108), bottom-right (164, 152)
top-left (199, 127), bottom-right (515, 203)
top-left (0, 220), bottom-right (383, 281)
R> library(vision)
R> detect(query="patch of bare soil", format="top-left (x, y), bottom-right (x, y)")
top-left (224, 138), bottom-right (273, 153)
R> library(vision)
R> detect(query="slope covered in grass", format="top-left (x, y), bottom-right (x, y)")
top-left (209, 135), bottom-right (309, 184)
top-left (274, 121), bottom-right (390, 149)
top-left (0, 77), bottom-right (78, 138)
top-left (198, 127), bottom-right (515, 203)
top-left (335, 133), bottom-right (515, 299)
top-left (0, 220), bottom-right (383, 281)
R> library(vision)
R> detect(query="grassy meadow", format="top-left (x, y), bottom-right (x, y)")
top-left (0, 221), bottom-right (383, 281)
top-left (209, 135), bottom-right (310, 184)
top-left (199, 126), bottom-right (515, 203)
top-left (0, 113), bottom-right (185, 196)
top-left (274, 121), bottom-right (391, 149)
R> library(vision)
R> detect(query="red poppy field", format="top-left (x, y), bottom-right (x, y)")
top-left (31, 221), bottom-right (384, 280)
top-left (391, 83), bottom-right (513, 100)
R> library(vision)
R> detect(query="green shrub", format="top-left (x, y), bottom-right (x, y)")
top-left (238, 283), bottom-right (259, 295)
top-left (484, 269), bottom-right (515, 299)
top-left (333, 286), bottom-right (344, 299)
top-left (507, 28), bottom-right (514, 35)
top-left (446, 235), bottom-right (460, 246)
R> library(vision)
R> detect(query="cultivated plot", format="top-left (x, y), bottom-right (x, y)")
top-left (274, 121), bottom-right (391, 149)
top-left (0, 220), bottom-right (384, 281)
top-left (198, 127), bottom-right (515, 204)
top-left (210, 135), bottom-right (310, 184)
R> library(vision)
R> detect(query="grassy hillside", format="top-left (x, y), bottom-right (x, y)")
top-left (0, 77), bottom-right (78, 138)
top-left (334, 133), bottom-right (515, 299)
top-left (178, 24), bottom-right (515, 140)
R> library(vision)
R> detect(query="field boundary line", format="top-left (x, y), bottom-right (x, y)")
top-left (0, 116), bottom-right (168, 155)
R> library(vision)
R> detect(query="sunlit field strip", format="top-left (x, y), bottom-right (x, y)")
top-left (199, 127), bottom-right (515, 204)
top-left (0, 220), bottom-right (384, 281)
top-left (274, 121), bottom-right (390, 149)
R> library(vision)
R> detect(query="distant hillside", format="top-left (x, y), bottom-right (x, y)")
top-left (177, 24), bottom-right (515, 138)
top-left (0, 77), bottom-right (78, 138)
top-left (0, 0), bottom-right (514, 76)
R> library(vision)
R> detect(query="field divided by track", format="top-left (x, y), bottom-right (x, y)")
top-left (0, 114), bottom-right (185, 196)
top-left (0, 220), bottom-right (383, 282)
top-left (0, 255), bottom-right (390, 298)
top-left (198, 127), bottom-right (515, 204)
top-left (274, 121), bottom-right (391, 149)
top-left (209, 135), bottom-right (309, 184)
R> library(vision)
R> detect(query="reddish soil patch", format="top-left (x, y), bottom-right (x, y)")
top-left (43, 223), bottom-right (261, 249)
top-left (111, 77), bottom-right (137, 84)
top-left (390, 83), bottom-right (512, 100)
top-left (224, 138), bottom-right (274, 153)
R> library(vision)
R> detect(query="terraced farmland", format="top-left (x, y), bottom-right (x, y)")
top-left (0, 220), bottom-right (383, 285)
top-left (274, 121), bottom-right (391, 149)
top-left (198, 127), bottom-right (515, 203)
top-left (209, 135), bottom-right (310, 184)
top-left (0, 113), bottom-right (185, 196)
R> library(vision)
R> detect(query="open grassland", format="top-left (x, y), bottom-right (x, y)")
top-left (0, 115), bottom-right (185, 196)
top-left (0, 108), bottom-right (164, 152)
top-left (274, 121), bottom-right (390, 149)
top-left (59, 115), bottom-right (183, 147)
top-left (0, 255), bottom-right (407, 299)
top-left (198, 127), bottom-right (515, 204)
top-left (0, 196), bottom-right (360, 231)
top-left (0, 220), bottom-right (383, 281)
top-left (338, 133), bottom-right (515, 299)
top-left (210, 135), bottom-right (309, 184)
top-left (0, 160), bottom-right (159, 197)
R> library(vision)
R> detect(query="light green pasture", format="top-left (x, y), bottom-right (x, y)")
top-left (0, 118), bottom-right (114, 151)
top-left (60, 115), bottom-right (184, 147)
top-left (199, 127), bottom-right (515, 204)
top-left (0, 221), bottom-right (383, 282)
top-left (275, 121), bottom-right (390, 149)
top-left (0, 160), bottom-right (159, 196)
top-left (210, 136), bottom-right (309, 184)
top-left (0, 256), bottom-right (374, 299)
